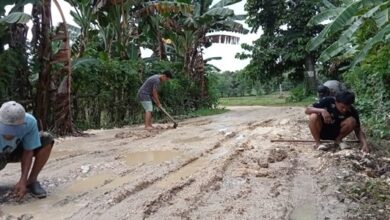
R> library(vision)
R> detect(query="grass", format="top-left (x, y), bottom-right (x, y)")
top-left (219, 94), bottom-right (315, 107)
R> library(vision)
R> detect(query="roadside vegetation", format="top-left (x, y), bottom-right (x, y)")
top-left (219, 94), bottom-right (314, 107)
top-left (0, 0), bottom-right (389, 218)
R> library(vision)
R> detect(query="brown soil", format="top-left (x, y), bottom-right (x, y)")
top-left (1, 106), bottom-right (388, 220)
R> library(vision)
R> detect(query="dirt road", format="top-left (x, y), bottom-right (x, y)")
top-left (1, 106), bottom-right (349, 219)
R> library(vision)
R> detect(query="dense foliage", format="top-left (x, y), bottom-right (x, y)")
top-left (306, 0), bottom-right (390, 138)
top-left (344, 45), bottom-right (390, 138)
top-left (214, 70), bottom-right (293, 97)
top-left (238, 0), bottom-right (329, 92)
top-left (0, 0), bottom-right (247, 134)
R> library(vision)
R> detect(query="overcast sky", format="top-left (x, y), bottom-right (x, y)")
top-left (6, 0), bottom-right (261, 72)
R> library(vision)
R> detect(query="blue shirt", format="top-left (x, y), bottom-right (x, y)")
top-left (0, 113), bottom-right (41, 153)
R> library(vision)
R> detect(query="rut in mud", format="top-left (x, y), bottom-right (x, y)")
top-left (0, 106), bottom-right (359, 219)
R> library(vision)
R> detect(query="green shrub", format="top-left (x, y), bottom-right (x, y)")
top-left (344, 45), bottom-right (390, 138)
top-left (287, 84), bottom-right (307, 102)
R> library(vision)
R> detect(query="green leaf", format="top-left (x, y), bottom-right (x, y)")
top-left (205, 7), bottom-right (234, 17)
top-left (214, 19), bottom-right (249, 34)
top-left (322, 0), bottom-right (336, 9)
top-left (307, 8), bottom-right (343, 26)
top-left (72, 58), bottom-right (100, 71)
top-left (352, 23), bottom-right (390, 66)
top-left (374, 7), bottom-right (389, 28)
top-left (211, 0), bottom-right (242, 9)
top-left (204, 57), bottom-right (222, 62)
top-left (232, 14), bottom-right (247, 21)
top-left (307, 0), bottom-right (381, 51)
top-left (0, 12), bottom-right (32, 24)
top-left (318, 18), bottom-right (364, 62)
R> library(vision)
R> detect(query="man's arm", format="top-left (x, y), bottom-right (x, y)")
top-left (305, 107), bottom-right (332, 124)
top-left (13, 149), bottom-right (34, 200)
top-left (152, 87), bottom-right (161, 108)
top-left (354, 126), bottom-right (369, 152)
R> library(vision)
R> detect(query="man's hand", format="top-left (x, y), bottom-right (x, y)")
top-left (320, 109), bottom-right (332, 124)
top-left (13, 181), bottom-right (27, 201)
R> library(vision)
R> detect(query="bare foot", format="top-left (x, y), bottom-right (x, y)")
top-left (145, 126), bottom-right (154, 131)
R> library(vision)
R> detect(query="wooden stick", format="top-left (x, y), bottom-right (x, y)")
top-left (160, 107), bottom-right (178, 129)
top-left (270, 139), bottom-right (360, 143)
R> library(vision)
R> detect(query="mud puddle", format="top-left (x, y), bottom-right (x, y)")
top-left (156, 158), bottom-right (207, 188)
top-left (123, 150), bottom-right (181, 166)
top-left (1, 106), bottom-right (352, 219)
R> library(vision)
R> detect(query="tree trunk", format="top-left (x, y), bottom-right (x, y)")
top-left (52, 0), bottom-right (77, 135)
top-left (35, 0), bottom-right (52, 130)
top-left (194, 52), bottom-right (206, 99)
top-left (305, 54), bottom-right (317, 93)
top-left (9, 12), bottom-right (31, 108)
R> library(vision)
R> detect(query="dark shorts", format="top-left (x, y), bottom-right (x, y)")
top-left (320, 124), bottom-right (340, 140)
top-left (7, 132), bottom-right (54, 163)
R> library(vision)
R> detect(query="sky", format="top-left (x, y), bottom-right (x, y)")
top-left (6, 0), bottom-right (261, 72)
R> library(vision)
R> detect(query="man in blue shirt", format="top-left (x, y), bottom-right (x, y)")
top-left (0, 101), bottom-right (54, 200)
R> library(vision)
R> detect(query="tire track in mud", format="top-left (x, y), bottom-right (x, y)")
top-left (140, 119), bottom-right (281, 219)
top-left (3, 107), bottom-right (322, 220)
top-left (151, 117), bottom-right (309, 220)
top-left (142, 141), bottom-right (253, 219)
top-left (65, 126), bottom-right (244, 219)
top-left (70, 119), bottom-right (269, 219)
top-left (138, 118), bottom-right (284, 219)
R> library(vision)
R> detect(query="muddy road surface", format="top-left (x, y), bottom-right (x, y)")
top-left (1, 106), bottom-right (349, 219)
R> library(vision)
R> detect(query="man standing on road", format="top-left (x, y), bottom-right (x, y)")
top-left (137, 70), bottom-right (173, 130)
top-left (305, 91), bottom-right (369, 152)
top-left (0, 101), bottom-right (54, 200)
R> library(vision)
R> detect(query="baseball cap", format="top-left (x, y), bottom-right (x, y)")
top-left (0, 101), bottom-right (26, 136)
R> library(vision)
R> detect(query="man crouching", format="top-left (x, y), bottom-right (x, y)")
top-left (305, 91), bottom-right (369, 152)
top-left (0, 101), bottom-right (54, 200)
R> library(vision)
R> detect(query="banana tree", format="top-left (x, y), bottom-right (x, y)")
top-left (181, 0), bottom-right (248, 99)
top-left (155, 0), bottom-right (248, 99)
top-left (136, 1), bottom-right (194, 60)
top-left (91, 0), bottom-right (247, 101)
top-left (3, 0), bottom-right (76, 134)
top-left (307, 0), bottom-right (390, 67)
top-left (65, 0), bottom-right (95, 57)
top-left (0, 9), bottom-right (32, 104)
